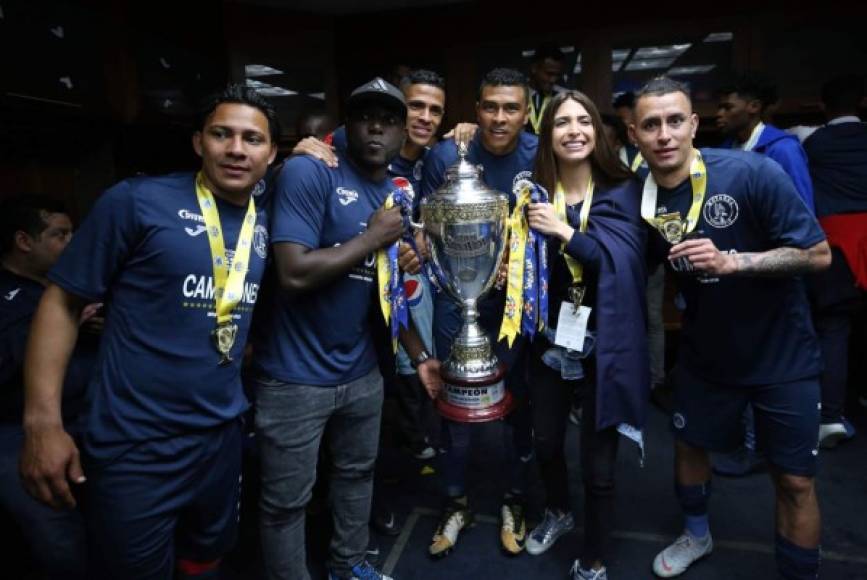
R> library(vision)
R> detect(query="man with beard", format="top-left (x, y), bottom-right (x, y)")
top-left (251, 78), bottom-right (442, 580)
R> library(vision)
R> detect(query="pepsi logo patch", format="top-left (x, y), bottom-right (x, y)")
top-left (405, 278), bottom-right (424, 307)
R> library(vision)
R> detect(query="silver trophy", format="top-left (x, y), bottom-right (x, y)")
top-left (419, 145), bottom-right (513, 422)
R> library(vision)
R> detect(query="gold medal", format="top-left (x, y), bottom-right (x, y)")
top-left (211, 322), bottom-right (238, 366)
top-left (654, 212), bottom-right (687, 244)
top-left (568, 284), bottom-right (586, 314)
top-left (195, 173), bottom-right (256, 366)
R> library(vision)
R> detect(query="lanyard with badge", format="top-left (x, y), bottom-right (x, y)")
top-left (529, 94), bottom-right (551, 134)
top-left (195, 173), bottom-right (257, 366)
top-left (551, 178), bottom-right (594, 351)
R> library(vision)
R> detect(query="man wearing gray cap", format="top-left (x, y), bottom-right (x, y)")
top-left (251, 78), bottom-right (442, 580)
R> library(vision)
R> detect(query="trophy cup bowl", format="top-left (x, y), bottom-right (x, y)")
top-left (420, 149), bottom-right (514, 422)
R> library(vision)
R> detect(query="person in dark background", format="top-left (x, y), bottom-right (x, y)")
top-left (803, 73), bottom-right (867, 448)
top-left (526, 42), bottom-right (567, 135)
top-left (297, 110), bottom-right (338, 141)
top-left (19, 84), bottom-right (278, 580)
top-left (713, 72), bottom-right (818, 477)
top-left (0, 195), bottom-right (97, 580)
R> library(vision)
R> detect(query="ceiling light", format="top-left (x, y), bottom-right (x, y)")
top-left (245, 79), bottom-right (296, 97)
top-left (625, 57), bottom-right (677, 71)
top-left (704, 32), bottom-right (733, 43)
top-left (668, 65), bottom-right (716, 75)
top-left (633, 44), bottom-right (691, 59)
top-left (245, 64), bottom-right (284, 78)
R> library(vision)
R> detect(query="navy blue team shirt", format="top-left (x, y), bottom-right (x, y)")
top-left (649, 149), bottom-right (826, 385)
top-left (420, 131), bottom-right (539, 206)
top-left (803, 121), bottom-right (867, 218)
top-left (49, 173), bottom-right (269, 448)
top-left (0, 269), bottom-right (95, 427)
top-left (253, 152), bottom-right (395, 386)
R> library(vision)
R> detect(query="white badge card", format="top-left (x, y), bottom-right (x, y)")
top-left (554, 303), bottom-right (591, 351)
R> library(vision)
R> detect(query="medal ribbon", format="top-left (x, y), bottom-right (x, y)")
top-left (640, 149), bottom-right (707, 234)
top-left (630, 152), bottom-right (645, 173)
top-left (376, 187), bottom-right (416, 352)
top-left (498, 182), bottom-right (549, 346)
top-left (195, 173), bottom-right (256, 327)
top-left (552, 178), bottom-right (594, 287)
top-left (528, 93), bottom-right (551, 134)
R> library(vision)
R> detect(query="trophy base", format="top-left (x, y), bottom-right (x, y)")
top-left (435, 363), bottom-right (514, 423)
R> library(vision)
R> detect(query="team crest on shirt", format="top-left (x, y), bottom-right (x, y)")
top-left (337, 187), bottom-right (359, 206)
top-left (703, 194), bottom-right (739, 229)
top-left (413, 159), bottom-right (424, 182)
top-left (512, 171), bottom-right (533, 194)
top-left (253, 224), bottom-right (269, 259)
top-left (672, 412), bottom-right (686, 430)
top-left (252, 178), bottom-right (267, 198)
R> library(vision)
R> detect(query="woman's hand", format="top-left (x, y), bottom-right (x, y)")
top-left (527, 202), bottom-right (573, 241)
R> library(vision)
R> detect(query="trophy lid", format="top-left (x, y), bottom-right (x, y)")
top-left (426, 141), bottom-right (507, 205)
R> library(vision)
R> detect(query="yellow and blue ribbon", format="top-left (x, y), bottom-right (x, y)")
top-left (376, 187), bottom-right (419, 352)
top-left (499, 182), bottom-right (549, 347)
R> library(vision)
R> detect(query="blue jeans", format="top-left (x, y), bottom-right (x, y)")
top-left (0, 423), bottom-right (87, 579)
top-left (254, 368), bottom-right (383, 579)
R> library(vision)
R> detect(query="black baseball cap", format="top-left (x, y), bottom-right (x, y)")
top-left (347, 77), bottom-right (407, 118)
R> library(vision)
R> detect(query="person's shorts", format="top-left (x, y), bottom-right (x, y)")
top-left (671, 365), bottom-right (820, 476)
top-left (83, 419), bottom-right (243, 578)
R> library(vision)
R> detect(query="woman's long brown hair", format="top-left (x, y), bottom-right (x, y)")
top-left (533, 90), bottom-right (632, 196)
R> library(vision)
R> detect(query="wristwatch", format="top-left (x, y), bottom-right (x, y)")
top-left (410, 349), bottom-right (431, 370)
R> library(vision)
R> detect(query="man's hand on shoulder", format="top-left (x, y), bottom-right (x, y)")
top-left (292, 137), bottom-right (338, 168)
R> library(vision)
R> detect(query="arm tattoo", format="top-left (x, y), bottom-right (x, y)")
top-left (733, 244), bottom-right (828, 277)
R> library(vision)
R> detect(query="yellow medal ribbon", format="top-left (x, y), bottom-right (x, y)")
top-left (195, 173), bottom-right (257, 327)
top-left (376, 193), bottom-right (398, 352)
top-left (498, 186), bottom-right (533, 347)
top-left (640, 148), bottom-right (707, 235)
top-left (497, 178), bottom-right (594, 346)
top-left (551, 178), bottom-right (594, 287)
top-left (528, 93), bottom-right (551, 134)
top-left (630, 152), bottom-right (645, 173)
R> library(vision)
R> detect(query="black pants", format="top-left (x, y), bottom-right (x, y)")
top-left (529, 343), bottom-right (620, 565)
top-left (808, 247), bottom-right (865, 422)
top-left (394, 373), bottom-right (431, 450)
